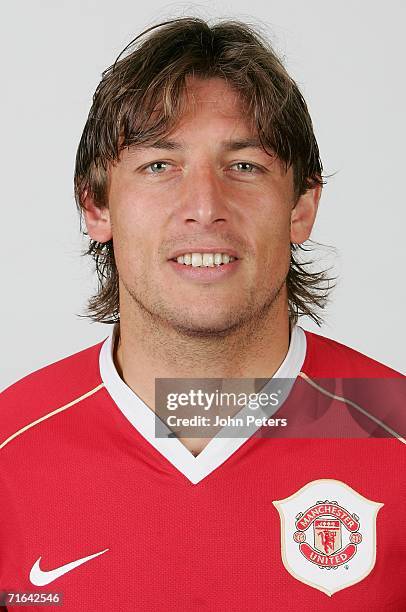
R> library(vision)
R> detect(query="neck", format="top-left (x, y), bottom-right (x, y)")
top-left (113, 287), bottom-right (292, 411)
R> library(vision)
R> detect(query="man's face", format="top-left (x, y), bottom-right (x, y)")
top-left (103, 77), bottom-right (306, 335)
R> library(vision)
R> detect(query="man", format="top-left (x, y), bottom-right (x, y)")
top-left (0, 17), bottom-right (404, 611)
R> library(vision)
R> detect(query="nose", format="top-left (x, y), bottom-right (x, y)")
top-left (178, 164), bottom-right (229, 228)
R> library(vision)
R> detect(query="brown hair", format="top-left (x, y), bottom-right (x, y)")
top-left (74, 17), bottom-right (334, 326)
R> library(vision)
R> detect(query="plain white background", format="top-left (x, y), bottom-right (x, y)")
top-left (1, 0), bottom-right (405, 389)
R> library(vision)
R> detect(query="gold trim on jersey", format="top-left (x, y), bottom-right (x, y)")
top-left (0, 383), bottom-right (105, 450)
top-left (298, 372), bottom-right (406, 445)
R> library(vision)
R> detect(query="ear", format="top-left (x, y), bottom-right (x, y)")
top-left (82, 190), bottom-right (113, 242)
top-left (290, 184), bottom-right (322, 244)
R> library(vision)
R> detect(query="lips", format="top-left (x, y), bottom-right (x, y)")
top-left (168, 257), bottom-right (241, 282)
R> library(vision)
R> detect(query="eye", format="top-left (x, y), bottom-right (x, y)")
top-left (145, 161), bottom-right (168, 173)
top-left (230, 162), bottom-right (260, 173)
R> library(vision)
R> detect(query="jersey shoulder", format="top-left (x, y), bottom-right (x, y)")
top-left (301, 329), bottom-right (403, 378)
top-left (0, 338), bottom-right (105, 447)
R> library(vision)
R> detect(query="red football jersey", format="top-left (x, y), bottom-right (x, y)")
top-left (0, 323), bottom-right (405, 611)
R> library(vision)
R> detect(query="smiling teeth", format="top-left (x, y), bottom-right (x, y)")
top-left (176, 253), bottom-right (236, 267)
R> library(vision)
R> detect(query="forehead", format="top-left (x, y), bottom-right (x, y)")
top-left (116, 76), bottom-right (259, 158)
top-left (171, 76), bottom-right (255, 131)
top-left (113, 75), bottom-right (291, 185)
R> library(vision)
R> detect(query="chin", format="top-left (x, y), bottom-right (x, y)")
top-left (168, 313), bottom-right (244, 338)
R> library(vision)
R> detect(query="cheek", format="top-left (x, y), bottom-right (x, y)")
top-left (110, 179), bottom-right (158, 241)
top-left (109, 198), bottom-right (151, 276)
top-left (257, 208), bottom-right (292, 258)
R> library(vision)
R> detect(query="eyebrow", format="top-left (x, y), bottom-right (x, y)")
top-left (132, 137), bottom-right (265, 152)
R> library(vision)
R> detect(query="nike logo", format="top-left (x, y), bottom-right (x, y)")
top-left (29, 548), bottom-right (109, 586)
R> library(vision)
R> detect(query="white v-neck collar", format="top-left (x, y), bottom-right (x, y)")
top-left (99, 322), bottom-right (307, 484)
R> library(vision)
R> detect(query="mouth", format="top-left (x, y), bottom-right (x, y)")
top-left (168, 250), bottom-right (240, 267)
top-left (167, 251), bottom-right (241, 281)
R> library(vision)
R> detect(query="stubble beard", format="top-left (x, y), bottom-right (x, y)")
top-left (120, 271), bottom-right (287, 341)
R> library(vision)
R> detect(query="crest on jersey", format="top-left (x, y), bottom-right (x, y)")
top-left (273, 479), bottom-right (383, 596)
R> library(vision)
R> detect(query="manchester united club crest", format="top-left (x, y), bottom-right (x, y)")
top-left (294, 500), bottom-right (362, 568)
top-left (273, 479), bottom-right (383, 596)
